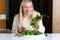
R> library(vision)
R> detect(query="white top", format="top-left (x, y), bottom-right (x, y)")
top-left (12, 11), bottom-right (45, 34)
top-left (22, 17), bottom-right (34, 30)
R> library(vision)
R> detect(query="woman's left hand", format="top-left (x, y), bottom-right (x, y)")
top-left (35, 21), bottom-right (39, 29)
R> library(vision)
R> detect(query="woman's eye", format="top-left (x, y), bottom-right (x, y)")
top-left (24, 6), bottom-right (27, 8)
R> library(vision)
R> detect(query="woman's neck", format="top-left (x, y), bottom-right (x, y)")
top-left (24, 14), bottom-right (30, 18)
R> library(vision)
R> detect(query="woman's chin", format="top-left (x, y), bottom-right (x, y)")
top-left (27, 13), bottom-right (32, 15)
top-left (26, 14), bottom-right (30, 16)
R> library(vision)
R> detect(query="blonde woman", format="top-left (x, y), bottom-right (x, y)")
top-left (12, 0), bottom-right (45, 34)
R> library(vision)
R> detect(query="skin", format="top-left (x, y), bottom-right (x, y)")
top-left (22, 2), bottom-right (33, 17)
top-left (35, 21), bottom-right (39, 29)
top-left (18, 2), bottom-right (39, 33)
top-left (18, 26), bottom-right (25, 33)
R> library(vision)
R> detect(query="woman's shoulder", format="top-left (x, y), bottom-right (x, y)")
top-left (33, 11), bottom-right (41, 17)
top-left (14, 14), bottom-right (19, 19)
top-left (34, 11), bottom-right (41, 15)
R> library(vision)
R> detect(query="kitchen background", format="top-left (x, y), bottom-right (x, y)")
top-left (0, 0), bottom-right (60, 33)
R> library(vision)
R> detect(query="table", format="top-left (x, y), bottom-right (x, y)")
top-left (47, 34), bottom-right (60, 40)
top-left (0, 33), bottom-right (60, 40)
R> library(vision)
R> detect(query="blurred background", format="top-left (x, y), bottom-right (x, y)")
top-left (0, 0), bottom-right (60, 33)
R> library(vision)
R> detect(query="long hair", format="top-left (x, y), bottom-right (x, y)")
top-left (18, 0), bottom-right (34, 25)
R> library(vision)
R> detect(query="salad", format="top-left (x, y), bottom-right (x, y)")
top-left (19, 14), bottom-right (43, 36)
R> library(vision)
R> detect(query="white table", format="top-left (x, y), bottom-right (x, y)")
top-left (47, 34), bottom-right (60, 40)
top-left (0, 33), bottom-right (60, 40)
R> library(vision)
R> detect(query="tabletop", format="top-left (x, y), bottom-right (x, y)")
top-left (0, 33), bottom-right (60, 40)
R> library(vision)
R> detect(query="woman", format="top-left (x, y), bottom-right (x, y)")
top-left (12, 0), bottom-right (45, 34)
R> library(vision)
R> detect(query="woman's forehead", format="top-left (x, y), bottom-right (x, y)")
top-left (23, 2), bottom-right (33, 6)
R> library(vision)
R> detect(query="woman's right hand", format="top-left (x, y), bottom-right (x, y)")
top-left (18, 26), bottom-right (25, 33)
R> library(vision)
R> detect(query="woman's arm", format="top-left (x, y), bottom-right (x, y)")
top-left (12, 15), bottom-right (18, 34)
top-left (34, 11), bottom-right (45, 33)
top-left (35, 19), bottom-right (45, 33)
top-left (12, 15), bottom-right (25, 34)
top-left (38, 19), bottom-right (45, 33)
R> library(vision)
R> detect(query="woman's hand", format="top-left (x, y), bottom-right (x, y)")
top-left (18, 26), bottom-right (25, 33)
top-left (35, 21), bottom-right (39, 29)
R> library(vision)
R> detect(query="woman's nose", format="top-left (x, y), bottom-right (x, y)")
top-left (26, 8), bottom-right (30, 11)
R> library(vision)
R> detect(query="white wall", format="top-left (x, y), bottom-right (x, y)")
top-left (53, 0), bottom-right (60, 33)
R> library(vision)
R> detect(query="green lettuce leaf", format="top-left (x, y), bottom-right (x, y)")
top-left (30, 14), bottom-right (43, 28)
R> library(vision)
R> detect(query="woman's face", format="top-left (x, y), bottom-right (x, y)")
top-left (22, 2), bottom-right (33, 16)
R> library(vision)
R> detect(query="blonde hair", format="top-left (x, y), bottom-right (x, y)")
top-left (18, 0), bottom-right (34, 25)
